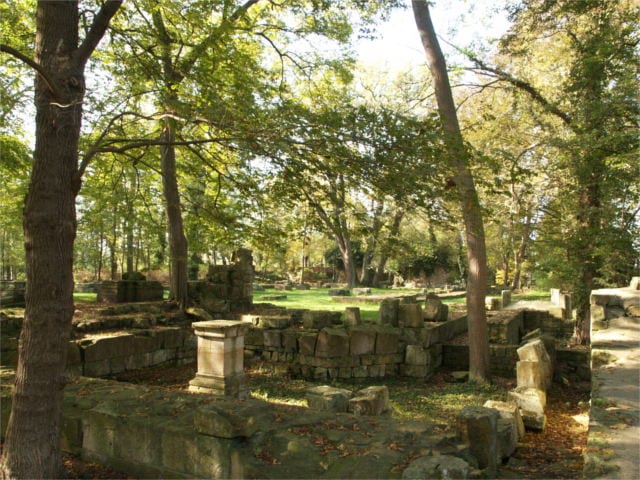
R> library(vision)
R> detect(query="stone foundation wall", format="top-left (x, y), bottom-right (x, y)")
top-left (243, 311), bottom-right (468, 380)
top-left (97, 280), bottom-right (164, 303)
top-left (188, 248), bottom-right (254, 315)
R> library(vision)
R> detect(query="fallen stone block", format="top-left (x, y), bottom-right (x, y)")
top-left (348, 386), bottom-right (389, 416)
top-left (352, 287), bottom-right (371, 296)
top-left (496, 417), bottom-right (518, 460)
top-left (517, 339), bottom-right (552, 389)
top-left (456, 406), bottom-right (499, 473)
top-left (424, 294), bottom-right (448, 322)
top-left (483, 400), bottom-right (525, 440)
top-left (306, 385), bottom-right (353, 413)
top-left (508, 387), bottom-right (546, 431)
top-left (399, 303), bottom-right (424, 328)
top-left (402, 455), bottom-right (470, 479)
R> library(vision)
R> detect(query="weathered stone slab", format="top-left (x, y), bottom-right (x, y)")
top-left (405, 344), bottom-right (427, 366)
top-left (398, 303), bottom-right (424, 328)
top-left (456, 406), bottom-right (499, 472)
top-left (194, 402), bottom-right (265, 438)
top-left (501, 290), bottom-right (512, 308)
top-left (349, 326), bottom-right (376, 356)
top-left (517, 339), bottom-right (552, 390)
top-left (328, 288), bottom-right (350, 296)
top-left (315, 328), bottom-right (349, 358)
top-left (343, 307), bottom-right (361, 326)
top-left (374, 327), bottom-right (400, 354)
top-left (402, 455), bottom-right (470, 479)
top-left (516, 361), bottom-right (547, 390)
top-left (424, 294), bottom-right (448, 322)
top-left (485, 296), bottom-right (501, 311)
top-left (377, 299), bottom-right (400, 326)
top-left (507, 387), bottom-right (546, 431)
top-left (303, 310), bottom-right (340, 329)
top-left (348, 386), bottom-right (389, 416)
top-left (306, 385), bottom-right (353, 412)
top-left (496, 417), bottom-right (518, 460)
top-left (298, 333), bottom-right (317, 356)
top-left (483, 400), bottom-right (525, 440)
top-left (352, 287), bottom-right (371, 296)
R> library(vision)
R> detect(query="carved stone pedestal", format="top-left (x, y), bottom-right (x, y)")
top-left (188, 320), bottom-right (249, 398)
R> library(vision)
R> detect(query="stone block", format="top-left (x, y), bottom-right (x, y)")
top-left (630, 276), bottom-right (640, 290)
top-left (298, 333), bottom-right (317, 356)
top-left (260, 316), bottom-right (291, 329)
top-left (352, 288), bottom-right (371, 296)
top-left (405, 344), bottom-right (428, 366)
top-left (343, 307), bottom-right (361, 326)
top-left (377, 299), bottom-right (399, 326)
top-left (400, 364), bottom-right (427, 378)
top-left (374, 327), bottom-right (400, 354)
top-left (501, 290), bottom-right (512, 308)
top-left (244, 328), bottom-right (264, 347)
top-left (508, 387), bottom-right (546, 431)
top-left (485, 296), bottom-right (501, 311)
top-left (194, 402), bottom-right (264, 438)
top-left (263, 330), bottom-right (282, 349)
top-left (328, 288), bottom-right (350, 296)
top-left (456, 406), bottom-right (499, 472)
top-left (281, 330), bottom-right (298, 352)
top-left (398, 303), bottom-right (424, 328)
top-left (484, 400), bottom-right (524, 442)
top-left (315, 328), bottom-right (349, 358)
top-left (496, 417), bottom-right (518, 460)
top-left (424, 294), bottom-right (447, 322)
top-left (303, 310), bottom-right (340, 329)
top-left (349, 326), bottom-right (376, 356)
top-left (517, 339), bottom-right (552, 389)
top-left (516, 361), bottom-right (547, 390)
top-left (402, 455), bottom-right (470, 480)
top-left (348, 386), bottom-right (389, 416)
top-left (306, 385), bottom-right (353, 412)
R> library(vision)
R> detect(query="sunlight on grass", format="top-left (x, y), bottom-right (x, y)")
top-left (73, 292), bottom-right (97, 303)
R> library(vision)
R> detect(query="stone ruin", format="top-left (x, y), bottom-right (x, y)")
top-left (97, 272), bottom-right (163, 303)
top-left (187, 248), bottom-right (254, 315)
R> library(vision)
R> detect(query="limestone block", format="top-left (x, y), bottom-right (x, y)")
top-left (377, 299), bottom-right (400, 326)
top-left (303, 310), bottom-right (340, 329)
top-left (424, 294), bottom-right (446, 321)
top-left (630, 276), bottom-right (640, 290)
top-left (496, 417), bottom-right (518, 460)
top-left (352, 287), bottom-right (371, 296)
top-left (550, 288), bottom-right (561, 306)
top-left (328, 288), bottom-right (350, 296)
top-left (405, 344), bottom-right (428, 366)
top-left (456, 406), bottom-right (499, 472)
top-left (485, 297), bottom-right (501, 311)
top-left (374, 327), bottom-right (400, 354)
top-left (349, 326), bottom-right (376, 356)
top-left (244, 328), bottom-right (264, 347)
top-left (517, 361), bottom-right (547, 390)
top-left (402, 455), bottom-right (470, 479)
top-left (281, 330), bottom-right (298, 352)
top-left (194, 402), bottom-right (264, 438)
top-left (398, 303), bottom-right (424, 328)
top-left (263, 330), bottom-right (282, 349)
top-left (501, 290), bottom-right (512, 308)
top-left (260, 316), bottom-right (291, 329)
top-left (315, 328), bottom-right (350, 358)
top-left (298, 333), bottom-right (317, 356)
top-left (186, 307), bottom-right (213, 321)
top-left (343, 307), bottom-right (361, 326)
top-left (348, 386), bottom-right (389, 416)
top-left (306, 385), bottom-right (353, 412)
top-left (483, 400), bottom-right (525, 440)
top-left (508, 387), bottom-right (546, 431)
top-left (517, 339), bottom-right (552, 389)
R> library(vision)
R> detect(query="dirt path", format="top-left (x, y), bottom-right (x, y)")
top-left (585, 315), bottom-right (640, 479)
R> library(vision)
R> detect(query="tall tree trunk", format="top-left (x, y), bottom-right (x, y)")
top-left (512, 218), bottom-right (531, 290)
top-left (412, 0), bottom-right (490, 383)
top-left (0, 2), bottom-right (120, 477)
top-left (160, 120), bottom-right (189, 310)
top-left (373, 209), bottom-right (404, 287)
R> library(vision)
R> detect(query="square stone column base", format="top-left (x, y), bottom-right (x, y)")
top-left (188, 372), bottom-right (248, 399)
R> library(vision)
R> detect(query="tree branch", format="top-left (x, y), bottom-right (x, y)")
top-left (0, 44), bottom-right (61, 99)
top-left (75, 0), bottom-right (123, 68)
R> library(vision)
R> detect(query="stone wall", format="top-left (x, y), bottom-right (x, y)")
top-left (242, 308), bottom-right (468, 380)
top-left (188, 248), bottom-right (254, 315)
top-left (97, 279), bottom-right (164, 303)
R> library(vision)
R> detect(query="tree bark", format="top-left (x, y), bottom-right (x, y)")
top-left (412, 0), bottom-right (490, 383)
top-left (160, 120), bottom-right (189, 310)
top-left (0, 2), bottom-right (121, 477)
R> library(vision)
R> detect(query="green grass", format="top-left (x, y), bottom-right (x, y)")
top-left (73, 292), bottom-right (97, 303)
top-left (253, 287), bottom-right (429, 321)
top-left (246, 365), bottom-right (508, 423)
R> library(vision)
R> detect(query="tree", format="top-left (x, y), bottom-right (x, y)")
top-left (412, 0), bottom-right (490, 382)
top-left (468, 0), bottom-right (640, 343)
top-left (0, 1), bottom-right (122, 477)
